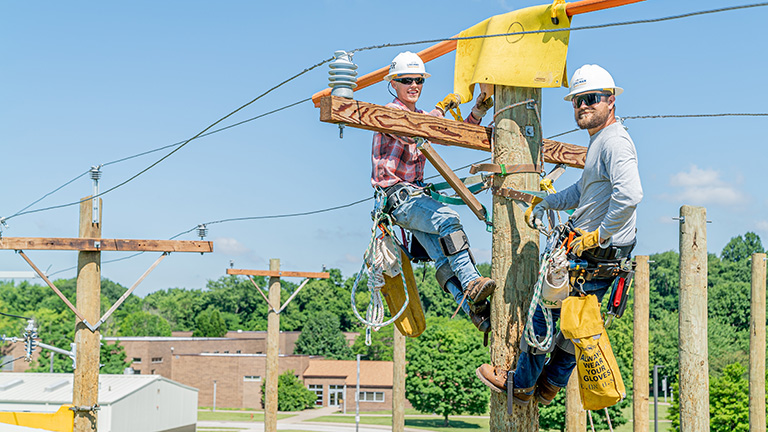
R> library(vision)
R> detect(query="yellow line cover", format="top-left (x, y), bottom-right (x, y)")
top-left (454, 3), bottom-right (571, 103)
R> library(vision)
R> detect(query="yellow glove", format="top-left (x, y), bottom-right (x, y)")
top-left (570, 228), bottom-right (601, 257)
top-left (524, 197), bottom-right (544, 229)
top-left (436, 93), bottom-right (462, 120)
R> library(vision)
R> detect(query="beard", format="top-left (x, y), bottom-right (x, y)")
top-left (575, 108), bottom-right (612, 130)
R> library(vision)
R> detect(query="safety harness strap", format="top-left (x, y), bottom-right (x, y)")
top-left (490, 186), bottom-right (546, 204)
top-left (470, 163), bottom-right (543, 176)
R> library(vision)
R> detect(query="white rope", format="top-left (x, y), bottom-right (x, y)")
top-left (350, 209), bottom-right (410, 346)
top-left (604, 407), bottom-right (614, 432)
top-left (588, 410), bottom-right (596, 432)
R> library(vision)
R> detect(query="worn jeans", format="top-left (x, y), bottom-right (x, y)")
top-left (390, 190), bottom-right (480, 313)
top-left (513, 277), bottom-right (614, 391)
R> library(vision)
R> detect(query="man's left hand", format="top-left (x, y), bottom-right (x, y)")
top-left (471, 92), bottom-right (493, 120)
top-left (570, 228), bottom-right (602, 257)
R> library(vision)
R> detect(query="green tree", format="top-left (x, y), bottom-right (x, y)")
top-left (118, 311), bottom-right (172, 336)
top-left (100, 341), bottom-right (130, 374)
top-left (405, 317), bottom-right (489, 426)
top-left (193, 308), bottom-right (227, 337)
top-left (721, 232), bottom-right (763, 263)
top-left (260, 370), bottom-right (316, 411)
top-left (709, 363), bottom-right (749, 432)
top-left (294, 311), bottom-right (353, 360)
top-left (351, 326), bottom-right (393, 361)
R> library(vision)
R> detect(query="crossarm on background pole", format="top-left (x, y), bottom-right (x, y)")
top-left (16, 250), bottom-right (88, 324)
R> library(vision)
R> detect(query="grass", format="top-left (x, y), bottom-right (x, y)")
top-left (197, 411), bottom-right (294, 422)
top-left (313, 415), bottom-right (489, 431)
top-left (613, 402), bottom-right (671, 432)
top-left (332, 408), bottom-right (422, 415)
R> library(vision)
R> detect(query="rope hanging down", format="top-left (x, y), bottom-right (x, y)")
top-left (350, 193), bottom-right (410, 345)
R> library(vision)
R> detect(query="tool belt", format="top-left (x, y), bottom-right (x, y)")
top-left (568, 242), bottom-right (635, 282)
top-left (382, 183), bottom-right (427, 214)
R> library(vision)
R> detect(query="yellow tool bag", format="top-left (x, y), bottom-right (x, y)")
top-left (560, 295), bottom-right (626, 410)
top-left (380, 249), bottom-right (426, 337)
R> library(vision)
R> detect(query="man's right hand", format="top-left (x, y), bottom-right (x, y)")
top-left (436, 93), bottom-right (461, 114)
top-left (524, 198), bottom-right (550, 230)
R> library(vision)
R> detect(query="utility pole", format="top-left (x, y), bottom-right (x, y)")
top-left (564, 372), bottom-right (585, 431)
top-left (226, 264), bottom-right (329, 432)
top-left (265, 258), bottom-right (280, 432)
top-left (356, 353), bottom-right (362, 432)
top-left (73, 197), bottom-right (101, 432)
top-left (633, 255), bottom-right (650, 432)
top-left (749, 253), bottom-right (766, 432)
top-left (489, 86), bottom-right (541, 431)
top-left (392, 326), bottom-right (405, 432)
top-left (677, 205), bottom-right (709, 430)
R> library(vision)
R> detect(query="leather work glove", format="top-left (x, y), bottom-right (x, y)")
top-left (524, 197), bottom-right (549, 230)
top-left (471, 92), bottom-right (494, 120)
top-left (436, 93), bottom-right (461, 114)
top-left (570, 228), bottom-right (601, 257)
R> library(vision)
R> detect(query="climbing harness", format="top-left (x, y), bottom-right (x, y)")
top-left (351, 191), bottom-right (411, 345)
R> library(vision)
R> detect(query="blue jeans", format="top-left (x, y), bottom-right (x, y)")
top-left (390, 191), bottom-right (480, 313)
top-left (513, 277), bottom-right (614, 391)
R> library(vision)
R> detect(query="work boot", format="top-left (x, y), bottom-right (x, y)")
top-left (464, 276), bottom-right (496, 303)
top-left (475, 365), bottom-right (535, 406)
top-left (535, 374), bottom-right (563, 405)
top-left (468, 301), bottom-right (491, 333)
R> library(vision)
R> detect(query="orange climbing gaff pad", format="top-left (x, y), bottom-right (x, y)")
top-left (380, 250), bottom-right (426, 337)
top-left (560, 295), bottom-right (626, 410)
top-left (453, 3), bottom-right (571, 104)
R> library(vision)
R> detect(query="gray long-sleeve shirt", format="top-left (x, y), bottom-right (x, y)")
top-left (544, 122), bottom-right (643, 247)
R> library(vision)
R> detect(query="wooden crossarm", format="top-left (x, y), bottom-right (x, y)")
top-left (227, 269), bottom-right (330, 279)
top-left (0, 237), bottom-right (213, 253)
top-left (319, 96), bottom-right (586, 168)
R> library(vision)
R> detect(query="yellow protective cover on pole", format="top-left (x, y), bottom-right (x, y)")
top-left (0, 404), bottom-right (74, 432)
top-left (560, 295), bottom-right (626, 410)
top-left (454, 3), bottom-right (571, 103)
top-left (381, 250), bottom-right (426, 337)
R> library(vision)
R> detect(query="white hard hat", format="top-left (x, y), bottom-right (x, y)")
top-left (564, 64), bottom-right (623, 101)
top-left (384, 51), bottom-right (430, 82)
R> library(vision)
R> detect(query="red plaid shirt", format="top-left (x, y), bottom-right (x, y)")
top-left (371, 98), bottom-right (481, 188)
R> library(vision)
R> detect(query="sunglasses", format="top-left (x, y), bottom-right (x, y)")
top-left (392, 77), bottom-right (425, 85)
top-left (572, 92), bottom-right (611, 108)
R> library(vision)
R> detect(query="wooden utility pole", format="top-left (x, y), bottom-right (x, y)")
top-left (265, 258), bottom-right (280, 432)
top-left (393, 326), bottom-right (406, 432)
top-left (73, 197), bottom-right (101, 432)
top-left (749, 253), bottom-right (766, 432)
top-left (225, 265), bottom-right (329, 431)
top-left (633, 255), bottom-right (650, 432)
top-left (489, 86), bottom-right (541, 431)
top-left (564, 373), bottom-right (585, 431)
top-left (678, 205), bottom-right (709, 430)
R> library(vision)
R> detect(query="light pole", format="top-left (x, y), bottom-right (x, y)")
top-left (653, 365), bottom-right (665, 432)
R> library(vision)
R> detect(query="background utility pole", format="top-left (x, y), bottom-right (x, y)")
top-left (489, 86), bottom-right (541, 431)
top-left (633, 255), bottom-right (650, 432)
top-left (564, 373), bottom-right (585, 431)
top-left (678, 205), bottom-right (709, 430)
top-left (73, 197), bottom-right (101, 432)
top-left (392, 326), bottom-right (405, 432)
top-left (265, 258), bottom-right (280, 432)
top-left (749, 252), bottom-right (766, 432)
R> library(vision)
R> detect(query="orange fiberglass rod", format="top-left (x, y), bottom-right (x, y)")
top-left (311, 0), bottom-right (644, 106)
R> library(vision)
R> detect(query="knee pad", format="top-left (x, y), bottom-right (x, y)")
top-left (439, 230), bottom-right (470, 256)
top-left (435, 263), bottom-right (457, 294)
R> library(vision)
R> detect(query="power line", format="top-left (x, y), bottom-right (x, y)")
top-left (0, 355), bottom-right (24, 369)
top-left (350, 2), bottom-right (768, 53)
top-left (0, 311), bottom-right (31, 320)
top-left (5, 2), bottom-right (766, 225)
top-left (623, 113), bottom-right (768, 120)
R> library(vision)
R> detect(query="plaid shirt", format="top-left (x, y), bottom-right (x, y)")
top-left (371, 98), bottom-right (481, 188)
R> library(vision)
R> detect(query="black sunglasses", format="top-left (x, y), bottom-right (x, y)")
top-left (572, 92), bottom-right (611, 108)
top-left (392, 77), bottom-right (425, 85)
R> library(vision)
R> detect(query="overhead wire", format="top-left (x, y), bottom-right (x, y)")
top-left (5, 2), bottom-right (767, 224)
top-left (0, 311), bottom-right (31, 320)
top-left (0, 356), bottom-right (24, 369)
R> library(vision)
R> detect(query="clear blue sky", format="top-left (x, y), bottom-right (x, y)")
top-left (0, 1), bottom-right (765, 295)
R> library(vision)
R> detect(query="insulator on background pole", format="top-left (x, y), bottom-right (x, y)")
top-left (197, 224), bottom-right (208, 240)
top-left (90, 166), bottom-right (102, 224)
top-left (23, 319), bottom-right (38, 362)
top-left (328, 50), bottom-right (358, 99)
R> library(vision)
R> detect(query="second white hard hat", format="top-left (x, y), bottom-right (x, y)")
top-left (564, 64), bottom-right (623, 101)
top-left (384, 51), bottom-right (431, 82)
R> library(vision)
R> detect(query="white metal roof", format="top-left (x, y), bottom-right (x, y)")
top-left (0, 373), bottom-right (196, 405)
